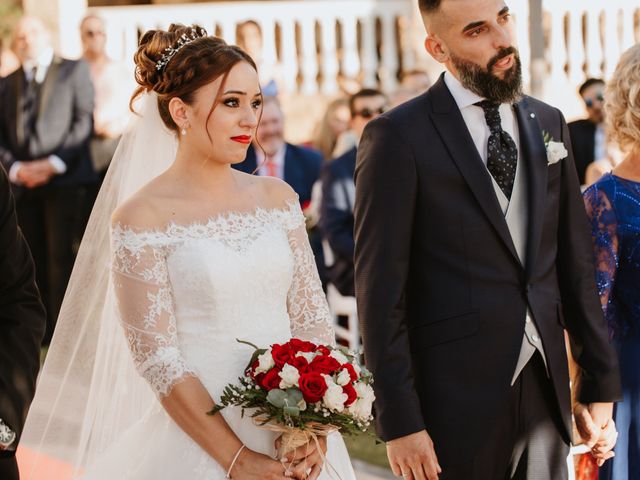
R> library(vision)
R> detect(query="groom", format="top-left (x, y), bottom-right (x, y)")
top-left (354, 1), bottom-right (621, 478)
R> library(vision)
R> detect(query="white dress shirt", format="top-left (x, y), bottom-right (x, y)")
top-left (9, 47), bottom-right (67, 185)
top-left (255, 143), bottom-right (287, 180)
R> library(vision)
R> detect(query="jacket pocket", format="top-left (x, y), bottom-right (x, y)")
top-left (411, 311), bottom-right (479, 348)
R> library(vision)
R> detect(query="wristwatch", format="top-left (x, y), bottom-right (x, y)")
top-left (0, 418), bottom-right (16, 450)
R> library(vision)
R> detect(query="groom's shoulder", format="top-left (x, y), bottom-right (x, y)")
top-left (368, 90), bottom-right (431, 135)
top-left (521, 94), bottom-right (564, 123)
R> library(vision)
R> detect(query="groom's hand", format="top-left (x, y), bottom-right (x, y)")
top-left (574, 402), bottom-right (617, 466)
top-left (386, 430), bottom-right (441, 480)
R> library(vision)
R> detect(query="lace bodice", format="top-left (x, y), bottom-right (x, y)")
top-left (110, 200), bottom-right (335, 397)
top-left (584, 174), bottom-right (640, 340)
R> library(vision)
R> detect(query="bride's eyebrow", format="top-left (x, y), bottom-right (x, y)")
top-left (222, 90), bottom-right (262, 97)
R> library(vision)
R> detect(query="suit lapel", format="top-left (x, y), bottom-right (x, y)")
top-left (37, 57), bottom-right (62, 121)
top-left (514, 99), bottom-right (547, 280)
top-left (429, 77), bottom-right (520, 264)
top-left (283, 144), bottom-right (296, 188)
top-left (14, 71), bottom-right (25, 148)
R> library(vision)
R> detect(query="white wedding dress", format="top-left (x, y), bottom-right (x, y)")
top-left (80, 199), bottom-right (355, 479)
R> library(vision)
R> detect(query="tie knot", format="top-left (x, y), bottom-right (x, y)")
top-left (475, 100), bottom-right (502, 132)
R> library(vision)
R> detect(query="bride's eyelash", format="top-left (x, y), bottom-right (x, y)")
top-left (251, 99), bottom-right (262, 109)
top-left (223, 97), bottom-right (240, 107)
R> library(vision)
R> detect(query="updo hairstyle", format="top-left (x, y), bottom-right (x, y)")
top-left (131, 24), bottom-right (258, 134)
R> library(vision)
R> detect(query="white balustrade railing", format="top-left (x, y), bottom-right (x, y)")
top-left (92, 0), bottom-right (416, 96)
top-left (543, 0), bottom-right (639, 85)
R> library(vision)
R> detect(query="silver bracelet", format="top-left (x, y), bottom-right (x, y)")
top-left (225, 444), bottom-right (246, 479)
top-left (0, 418), bottom-right (16, 450)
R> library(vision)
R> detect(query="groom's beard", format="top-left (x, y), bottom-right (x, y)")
top-left (451, 47), bottom-right (523, 104)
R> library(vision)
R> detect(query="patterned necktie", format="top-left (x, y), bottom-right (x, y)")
top-left (22, 66), bottom-right (40, 145)
top-left (475, 100), bottom-right (518, 200)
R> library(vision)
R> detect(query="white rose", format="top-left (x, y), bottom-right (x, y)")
top-left (279, 364), bottom-right (300, 389)
top-left (323, 377), bottom-right (348, 412)
top-left (336, 368), bottom-right (352, 386)
top-left (330, 350), bottom-right (349, 365)
top-left (349, 397), bottom-right (373, 420)
top-left (255, 350), bottom-right (275, 374)
top-left (296, 351), bottom-right (317, 363)
top-left (546, 141), bottom-right (568, 165)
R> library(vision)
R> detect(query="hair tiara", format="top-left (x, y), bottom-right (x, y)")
top-left (155, 28), bottom-right (206, 72)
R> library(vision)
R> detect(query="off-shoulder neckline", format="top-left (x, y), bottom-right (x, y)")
top-left (111, 199), bottom-right (301, 237)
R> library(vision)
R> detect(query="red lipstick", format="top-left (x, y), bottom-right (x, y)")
top-left (231, 135), bottom-right (251, 144)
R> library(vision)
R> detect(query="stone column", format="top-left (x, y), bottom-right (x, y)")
top-left (23, 0), bottom-right (88, 59)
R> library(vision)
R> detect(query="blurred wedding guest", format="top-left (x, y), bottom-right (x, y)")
top-left (0, 47), bottom-right (19, 78)
top-left (80, 13), bottom-right (132, 181)
top-left (0, 16), bottom-right (96, 344)
top-left (391, 69), bottom-right (432, 107)
top-left (0, 163), bottom-right (46, 480)
top-left (320, 88), bottom-right (387, 296)
top-left (236, 20), bottom-right (283, 96)
top-left (233, 95), bottom-right (321, 207)
top-left (311, 97), bottom-right (351, 162)
top-left (584, 143), bottom-right (624, 187)
top-left (569, 78), bottom-right (606, 185)
top-left (583, 44), bottom-right (640, 480)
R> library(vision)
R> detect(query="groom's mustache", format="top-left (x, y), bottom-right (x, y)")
top-left (487, 46), bottom-right (519, 71)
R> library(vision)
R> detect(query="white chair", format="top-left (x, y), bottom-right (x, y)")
top-left (322, 239), bottom-right (360, 352)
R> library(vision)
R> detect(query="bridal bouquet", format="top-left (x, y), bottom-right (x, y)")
top-left (208, 338), bottom-right (375, 457)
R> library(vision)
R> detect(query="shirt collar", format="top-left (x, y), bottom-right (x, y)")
top-left (23, 47), bottom-right (54, 74)
top-left (256, 142), bottom-right (287, 165)
top-left (444, 71), bottom-right (485, 110)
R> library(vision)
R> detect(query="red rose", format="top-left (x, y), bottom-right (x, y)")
top-left (289, 338), bottom-right (316, 353)
top-left (342, 363), bottom-right (358, 382)
top-left (291, 355), bottom-right (310, 373)
top-left (342, 383), bottom-right (357, 406)
top-left (247, 359), bottom-right (259, 378)
top-left (316, 345), bottom-right (331, 356)
top-left (309, 355), bottom-right (341, 375)
top-left (259, 368), bottom-right (282, 391)
top-left (298, 372), bottom-right (328, 403)
top-left (271, 343), bottom-right (294, 368)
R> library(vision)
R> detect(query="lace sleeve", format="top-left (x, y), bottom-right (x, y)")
top-left (111, 227), bottom-right (196, 397)
top-left (583, 185), bottom-right (619, 332)
top-left (283, 203), bottom-right (336, 347)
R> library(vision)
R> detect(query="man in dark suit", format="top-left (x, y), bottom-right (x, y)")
top-left (320, 89), bottom-right (387, 296)
top-left (0, 17), bottom-right (96, 344)
top-left (354, 1), bottom-right (621, 479)
top-left (0, 161), bottom-right (46, 480)
top-left (233, 96), bottom-right (321, 206)
top-left (568, 78), bottom-right (606, 185)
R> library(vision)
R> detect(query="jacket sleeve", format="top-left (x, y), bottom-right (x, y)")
top-left (354, 116), bottom-right (424, 441)
top-left (0, 165), bottom-right (46, 450)
top-left (52, 60), bottom-right (94, 167)
top-left (556, 110), bottom-right (622, 403)
top-left (320, 162), bottom-right (355, 260)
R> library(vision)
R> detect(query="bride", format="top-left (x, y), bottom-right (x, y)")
top-left (19, 24), bottom-right (355, 480)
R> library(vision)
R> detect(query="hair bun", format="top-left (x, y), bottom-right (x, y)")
top-left (133, 24), bottom-right (207, 92)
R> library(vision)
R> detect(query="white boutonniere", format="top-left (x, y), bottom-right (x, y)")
top-left (542, 131), bottom-right (568, 165)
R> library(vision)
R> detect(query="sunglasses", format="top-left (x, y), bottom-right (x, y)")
top-left (354, 107), bottom-right (385, 119)
top-left (83, 30), bottom-right (105, 38)
top-left (584, 92), bottom-right (604, 108)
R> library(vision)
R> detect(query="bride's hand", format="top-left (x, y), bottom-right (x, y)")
top-left (277, 436), bottom-right (328, 480)
top-left (232, 448), bottom-right (292, 479)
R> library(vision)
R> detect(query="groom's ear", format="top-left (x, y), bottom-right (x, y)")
top-left (168, 97), bottom-right (189, 129)
top-left (425, 34), bottom-right (449, 64)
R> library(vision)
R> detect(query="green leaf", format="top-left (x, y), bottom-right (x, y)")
top-left (267, 389), bottom-right (287, 408)
top-left (283, 405), bottom-right (300, 417)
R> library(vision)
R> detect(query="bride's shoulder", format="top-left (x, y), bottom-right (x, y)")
top-left (111, 181), bottom-right (170, 231)
top-left (248, 174), bottom-right (299, 208)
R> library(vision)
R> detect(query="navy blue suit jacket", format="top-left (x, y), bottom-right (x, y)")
top-left (233, 143), bottom-right (322, 205)
top-left (320, 146), bottom-right (356, 296)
